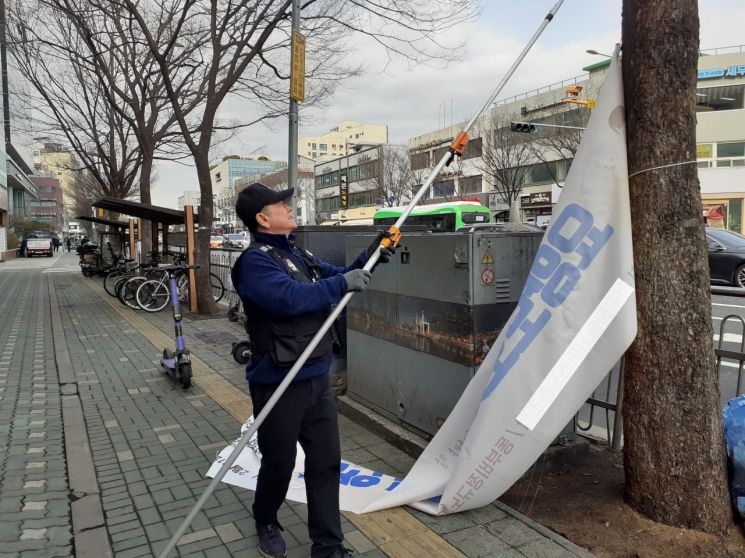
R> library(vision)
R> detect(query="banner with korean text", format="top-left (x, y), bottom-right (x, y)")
top-left (208, 47), bottom-right (637, 515)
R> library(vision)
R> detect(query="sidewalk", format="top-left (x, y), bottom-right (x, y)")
top-left (0, 254), bottom-right (595, 557)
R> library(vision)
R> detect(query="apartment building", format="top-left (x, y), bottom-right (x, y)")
top-left (299, 120), bottom-right (388, 161)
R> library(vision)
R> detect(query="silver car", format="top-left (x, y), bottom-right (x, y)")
top-left (223, 233), bottom-right (250, 250)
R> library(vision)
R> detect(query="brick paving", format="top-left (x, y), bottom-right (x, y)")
top-left (0, 255), bottom-right (595, 558)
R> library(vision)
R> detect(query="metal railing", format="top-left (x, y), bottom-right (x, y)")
top-left (700, 45), bottom-right (745, 56)
top-left (578, 286), bottom-right (745, 450)
top-left (165, 242), bottom-right (241, 309)
top-left (494, 73), bottom-right (589, 107)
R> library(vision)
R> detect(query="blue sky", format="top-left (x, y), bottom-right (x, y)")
top-left (151, 0), bottom-right (744, 207)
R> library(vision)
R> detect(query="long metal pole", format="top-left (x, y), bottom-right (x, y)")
top-left (288, 0), bottom-right (300, 218)
top-left (158, 3), bottom-right (564, 556)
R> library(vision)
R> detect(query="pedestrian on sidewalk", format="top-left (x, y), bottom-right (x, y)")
top-left (53, 236), bottom-right (60, 253)
top-left (232, 183), bottom-right (393, 558)
top-left (66, 237), bottom-right (72, 252)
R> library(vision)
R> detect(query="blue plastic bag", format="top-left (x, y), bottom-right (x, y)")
top-left (722, 395), bottom-right (745, 519)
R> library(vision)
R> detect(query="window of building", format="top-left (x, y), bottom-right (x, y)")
top-left (527, 159), bottom-right (571, 185)
top-left (432, 179), bottom-right (455, 198)
top-left (718, 141), bottom-right (745, 158)
top-left (349, 190), bottom-right (376, 207)
top-left (332, 144), bottom-right (337, 149)
top-left (715, 141), bottom-right (745, 167)
top-left (215, 172), bottom-right (221, 182)
top-left (459, 175), bottom-right (483, 194)
top-left (433, 146), bottom-right (449, 162)
top-left (317, 196), bottom-right (341, 212)
top-left (410, 151), bottom-right (430, 171)
top-left (312, 152), bottom-right (317, 157)
top-left (320, 144), bottom-right (327, 151)
top-left (462, 137), bottom-right (483, 160)
top-left (696, 84), bottom-right (745, 112)
top-left (312, 143), bottom-right (317, 149)
top-left (697, 143), bottom-right (714, 159)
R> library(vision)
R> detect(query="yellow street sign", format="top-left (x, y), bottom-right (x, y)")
top-left (290, 31), bottom-right (306, 102)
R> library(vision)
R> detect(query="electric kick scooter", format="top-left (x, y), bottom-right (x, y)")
top-left (160, 264), bottom-right (200, 389)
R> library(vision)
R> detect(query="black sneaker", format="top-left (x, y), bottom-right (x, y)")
top-left (257, 523), bottom-right (286, 558)
top-left (329, 547), bottom-right (354, 558)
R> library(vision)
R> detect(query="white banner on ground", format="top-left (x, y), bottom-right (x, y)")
top-left (208, 46), bottom-right (637, 516)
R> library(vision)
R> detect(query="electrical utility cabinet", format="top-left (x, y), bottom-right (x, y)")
top-left (345, 231), bottom-right (543, 438)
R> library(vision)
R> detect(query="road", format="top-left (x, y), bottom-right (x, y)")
top-left (0, 249), bottom-right (76, 272)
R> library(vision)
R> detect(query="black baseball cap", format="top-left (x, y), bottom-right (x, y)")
top-left (235, 182), bottom-right (294, 231)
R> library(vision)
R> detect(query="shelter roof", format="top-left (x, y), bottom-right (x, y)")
top-left (76, 215), bottom-right (137, 229)
top-left (92, 196), bottom-right (198, 225)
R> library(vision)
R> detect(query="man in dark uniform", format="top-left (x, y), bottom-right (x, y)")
top-left (232, 183), bottom-right (392, 558)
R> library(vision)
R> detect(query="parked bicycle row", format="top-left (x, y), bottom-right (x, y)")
top-left (78, 244), bottom-right (225, 312)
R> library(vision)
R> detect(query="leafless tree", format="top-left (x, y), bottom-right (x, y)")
top-left (372, 145), bottom-right (416, 207)
top-left (8, 0), bottom-right (215, 257)
top-left (474, 110), bottom-right (534, 207)
top-left (103, 0), bottom-right (478, 313)
top-left (8, 3), bottom-right (143, 211)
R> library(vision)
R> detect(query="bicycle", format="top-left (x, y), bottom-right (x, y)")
top-left (135, 267), bottom-right (226, 312)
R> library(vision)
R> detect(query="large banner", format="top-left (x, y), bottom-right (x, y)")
top-left (208, 47), bottom-right (637, 515)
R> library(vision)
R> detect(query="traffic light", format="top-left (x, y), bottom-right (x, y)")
top-left (510, 122), bottom-right (536, 133)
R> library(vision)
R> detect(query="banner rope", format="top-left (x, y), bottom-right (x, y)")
top-left (628, 160), bottom-right (697, 178)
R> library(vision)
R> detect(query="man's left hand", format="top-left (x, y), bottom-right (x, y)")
top-left (366, 233), bottom-right (395, 264)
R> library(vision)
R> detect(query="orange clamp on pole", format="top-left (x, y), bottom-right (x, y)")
top-left (381, 226), bottom-right (401, 250)
top-left (450, 131), bottom-right (469, 157)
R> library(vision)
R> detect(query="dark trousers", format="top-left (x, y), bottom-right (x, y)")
top-left (249, 375), bottom-right (342, 558)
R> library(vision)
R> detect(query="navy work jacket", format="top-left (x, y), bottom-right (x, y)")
top-left (232, 231), bottom-right (368, 384)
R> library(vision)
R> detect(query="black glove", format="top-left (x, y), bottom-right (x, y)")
top-left (366, 232), bottom-right (396, 264)
top-left (343, 269), bottom-right (372, 292)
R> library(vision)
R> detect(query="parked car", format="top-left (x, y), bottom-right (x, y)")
top-left (223, 233), bottom-right (250, 250)
top-left (707, 227), bottom-right (745, 287)
top-left (25, 231), bottom-right (54, 257)
top-left (209, 235), bottom-right (225, 249)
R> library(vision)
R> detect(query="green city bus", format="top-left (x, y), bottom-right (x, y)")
top-left (373, 201), bottom-right (492, 231)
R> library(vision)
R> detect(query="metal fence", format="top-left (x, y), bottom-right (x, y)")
top-left (165, 242), bottom-right (241, 309)
top-left (579, 287), bottom-right (745, 450)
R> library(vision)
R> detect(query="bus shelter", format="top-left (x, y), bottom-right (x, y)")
top-left (76, 215), bottom-right (138, 255)
top-left (91, 196), bottom-right (200, 311)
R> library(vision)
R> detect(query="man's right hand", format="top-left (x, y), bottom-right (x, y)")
top-left (343, 269), bottom-right (372, 292)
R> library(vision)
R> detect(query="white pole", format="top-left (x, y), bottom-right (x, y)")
top-left (157, 3), bottom-right (565, 555)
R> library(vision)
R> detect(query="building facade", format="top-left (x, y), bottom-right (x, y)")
top-left (235, 156), bottom-right (316, 226)
top-left (30, 141), bottom-right (82, 228)
top-left (28, 176), bottom-right (64, 231)
top-left (177, 191), bottom-right (201, 211)
top-left (299, 121), bottom-right (388, 162)
top-left (695, 47), bottom-right (745, 232)
top-left (313, 144), bottom-right (409, 223)
top-left (0, 139), bottom-right (7, 256)
top-left (407, 69), bottom-right (602, 225)
top-left (6, 144), bottom-right (39, 223)
top-left (407, 46), bottom-right (745, 229)
top-left (211, 157), bottom-right (286, 228)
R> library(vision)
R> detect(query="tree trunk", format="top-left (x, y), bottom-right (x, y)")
top-left (195, 157), bottom-right (217, 314)
top-left (139, 153), bottom-right (154, 261)
top-left (622, 0), bottom-right (731, 533)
